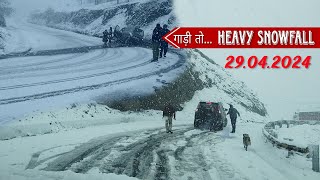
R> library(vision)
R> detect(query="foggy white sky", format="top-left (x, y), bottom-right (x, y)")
top-left (175, 0), bottom-right (320, 120)
top-left (10, 0), bottom-right (76, 17)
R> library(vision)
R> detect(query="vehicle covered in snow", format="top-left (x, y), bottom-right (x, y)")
top-left (194, 102), bottom-right (227, 131)
top-left (113, 25), bottom-right (144, 46)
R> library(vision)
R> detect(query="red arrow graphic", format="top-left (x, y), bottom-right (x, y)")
top-left (163, 27), bottom-right (181, 48)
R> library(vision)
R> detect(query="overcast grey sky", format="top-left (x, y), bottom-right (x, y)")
top-left (11, 0), bottom-right (72, 17)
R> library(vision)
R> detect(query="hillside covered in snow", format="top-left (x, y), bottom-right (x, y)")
top-left (29, 0), bottom-right (176, 38)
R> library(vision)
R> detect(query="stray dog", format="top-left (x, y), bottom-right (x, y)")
top-left (243, 134), bottom-right (251, 151)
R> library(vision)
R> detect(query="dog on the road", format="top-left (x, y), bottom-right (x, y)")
top-left (243, 134), bottom-right (251, 151)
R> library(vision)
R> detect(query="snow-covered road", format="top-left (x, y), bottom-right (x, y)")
top-left (1, 120), bottom-right (318, 180)
top-left (0, 21), bottom-right (186, 124)
top-left (5, 20), bottom-right (100, 53)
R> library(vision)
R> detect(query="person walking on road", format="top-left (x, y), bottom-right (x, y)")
top-left (151, 23), bottom-right (162, 62)
top-left (163, 103), bottom-right (176, 133)
top-left (102, 29), bottom-right (109, 47)
top-left (159, 24), bottom-right (170, 58)
top-left (227, 104), bottom-right (240, 133)
top-left (107, 27), bottom-right (113, 47)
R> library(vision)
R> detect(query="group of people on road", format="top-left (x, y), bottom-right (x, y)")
top-left (102, 23), bottom-right (170, 61)
top-left (162, 103), bottom-right (240, 134)
top-left (103, 27), bottom-right (113, 47)
top-left (151, 23), bottom-right (170, 62)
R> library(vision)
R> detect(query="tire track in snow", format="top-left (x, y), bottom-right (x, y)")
top-left (200, 135), bottom-right (250, 180)
top-left (27, 126), bottom-right (226, 180)
top-left (0, 50), bottom-right (108, 77)
top-left (0, 49), bottom-right (110, 79)
top-left (0, 47), bottom-right (146, 79)
top-left (1, 53), bottom-right (86, 70)
top-left (0, 49), bottom-right (149, 90)
top-left (0, 50), bottom-right (185, 105)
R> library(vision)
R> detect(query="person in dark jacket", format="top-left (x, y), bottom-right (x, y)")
top-left (107, 27), bottom-right (113, 47)
top-left (163, 103), bottom-right (176, 133)
top-left (102, 29), bottom-right (109, 46)
top-left (151, 24), bottom-right (162, 62)
top-left (227, 104), bottom-right (240, 133)
top-left (159, 24), bottom-right (170, 58)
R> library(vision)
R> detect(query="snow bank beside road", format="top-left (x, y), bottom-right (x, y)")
top-left (277, 124), bottom-right (320, 148)
top-left (211, 123), bottom-right (320, 180)
top-left (0, 103), bottom-right (162, 140)
top-left (0, 27), bottom-right (11, 55)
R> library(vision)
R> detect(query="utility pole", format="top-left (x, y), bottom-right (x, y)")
top-left (311, 145), bottom-right (319, 172)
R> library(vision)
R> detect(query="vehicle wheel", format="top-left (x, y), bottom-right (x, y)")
top-left (219, 122), bottom-right (224, 130)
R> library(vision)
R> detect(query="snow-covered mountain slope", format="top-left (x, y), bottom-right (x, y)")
top-left (187, 50), bottom-right (266, 117)
top-left (29, 0), bottom-right (176, 38)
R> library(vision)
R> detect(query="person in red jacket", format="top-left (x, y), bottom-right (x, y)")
top-left (163, 103), bottom-right (176, 133)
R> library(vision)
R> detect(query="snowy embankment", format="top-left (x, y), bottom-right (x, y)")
top-left (0, 27), bottom-right (11, 55)
top-left (263, 120), bottom-right (320, 152)
top-left (277, 124), bottom-right (320, 147)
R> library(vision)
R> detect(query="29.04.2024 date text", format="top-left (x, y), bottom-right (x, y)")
top-left (225, 55), bottom-right (311, 69)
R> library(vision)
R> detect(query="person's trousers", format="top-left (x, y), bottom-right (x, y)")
top-left (231, 118), bottom-right (237, 132)
top-left (160, 42), bottom-right (168, 57)
top-left (152, 42), bottom-right (160, 61)
top-left (164, 116), bottom-right (173, 132)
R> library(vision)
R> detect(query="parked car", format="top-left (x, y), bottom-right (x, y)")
top-left (194, 102), bottom-right (227, 131)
